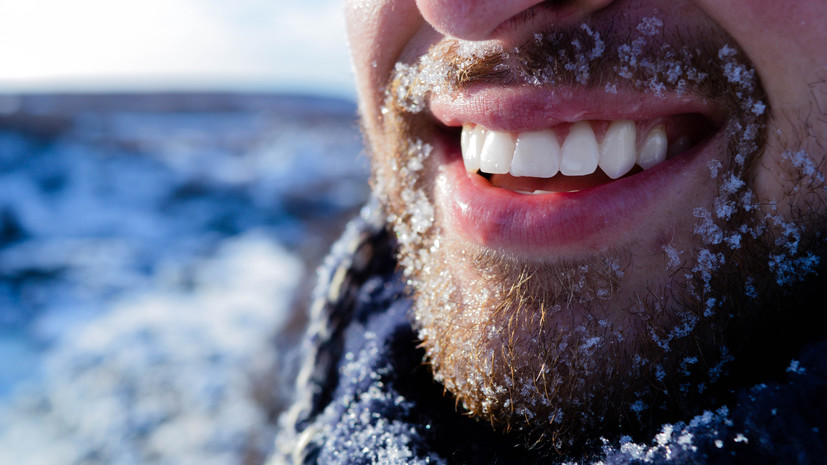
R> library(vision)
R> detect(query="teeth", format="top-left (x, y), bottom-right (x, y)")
top-left (461, 125), bottom-right (471, 156)
top-left (510, 130), bottom-right (561, 178)
top-left (461, 125), bottom-right (483, 173)
top-left (479, 130), bottom-right (515, 174)
top-left (599, 120), bottom-right (636, 179)
top-left (637, 125), bottom-right (668, 169)
top-left (460, 121), bottom-right (677, 179)
top-left (560, 122), bottom-right (600, 176)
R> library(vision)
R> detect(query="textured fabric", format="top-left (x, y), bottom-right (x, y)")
top-left (271, 202), bottom-right (827, 465)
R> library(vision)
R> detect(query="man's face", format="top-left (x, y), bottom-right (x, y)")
top-left (345, 0), bottom-right (827, 451)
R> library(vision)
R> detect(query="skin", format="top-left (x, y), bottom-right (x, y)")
top-left (345, 0), bottom-right (827, 455)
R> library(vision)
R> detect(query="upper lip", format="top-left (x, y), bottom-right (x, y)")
top-left (429, 84), bottom-right (725, 131)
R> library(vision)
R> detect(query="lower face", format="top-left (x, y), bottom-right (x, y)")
top-left (355, 1), bottom-right (827, 453)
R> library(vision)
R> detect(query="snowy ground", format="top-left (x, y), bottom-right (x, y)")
top-left (0, 93), bottom-right (369, 464)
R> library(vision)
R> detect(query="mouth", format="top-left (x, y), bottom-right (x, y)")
top-left (427, 87), bottom-right (726, 257)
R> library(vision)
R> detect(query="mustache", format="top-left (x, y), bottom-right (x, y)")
top-left (384, 20), bottom-right (770, 178)
top-left (391, 21), bottom-right (766, 116)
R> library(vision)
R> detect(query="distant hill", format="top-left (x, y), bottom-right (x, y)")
top-left (0, 92), bottom-right (359, 138)
top-left (0, 91), bottom-right (356, 116)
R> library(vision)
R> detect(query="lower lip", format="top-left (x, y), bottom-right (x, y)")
top-left (433, 130), bottom-right (719, 257)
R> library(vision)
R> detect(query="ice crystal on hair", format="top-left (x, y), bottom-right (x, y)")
top-left (664, 62), bottom-right (683, 84)
top-left (655, 364), bottom-right (666, 382)
top-left (645, 77), bottom-right (667, 96)
top-left (384, 138), bottom-right (435, 276)
top-left (706, 159), bottom-right (722, 178)
top-left (719, 45), bottom-right (756, 91)
top-left (621, 38), bottom-right (644, 67)
top-left (751, 101), bottom-right (766, 116)
top-left (786, 359), bottom-right (806, 374)
top-left (768, 215), bottom-right (802, 253)
top-left (637, 17), bottom-right (664, 36)
top-left (684, 65), bottom-right (708, 85)
top-left (740, 189), bottom-right (756, 211)
top-left (662, 244), bottom-right (683, 270)
top-left (693, 208), bottom-right (723, 245)
top-left (714, 198), bottom-right (736, 222)
top-left (720, 173), bottom-right (746, 196)
top-left (703, 297), bottom-right (718, 317)
top-left (615, 44), bottom-right (636, 79)
top-left (769, 251), bottom-right (820, 286)
top-left (679, 356), bottom-right (699, 376)
top-left (581, 23), bottom-right (605, 59)
top-left (630, 400), bottom-right (647, 414)
top-left (580, 336), bottom-right (602, 353)
top-left (388, 63), bottom-right (427, 113)
top-left (708, 347), bottom-right (733, 383)
top-left (692, 248), bottom-right (725, 293)
top-left (743, 277), bottom-right (757, 299)
top-left (783, 150), bottom-right (825, 185)
top-left (717, 44), bottom-right (736, 59)
top-left (673, 313), bottom-right (698, 342)
top-left (409, 194), bottom-right (433, 236)
top-left (561, 30), bottom-right (603, 85)
top-left (724, 232), bottom-right (742, 249)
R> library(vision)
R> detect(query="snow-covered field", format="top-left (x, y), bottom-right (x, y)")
top-left (0, 93), bottom-right (369, 464)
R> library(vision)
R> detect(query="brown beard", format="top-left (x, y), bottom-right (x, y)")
top-left (367, 19), bottom-right (827, 455)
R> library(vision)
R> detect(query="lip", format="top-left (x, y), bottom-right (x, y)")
top-left (428, 86), bottom-right (727, 258)
top-left (431, 84), bottom-right (725, 130)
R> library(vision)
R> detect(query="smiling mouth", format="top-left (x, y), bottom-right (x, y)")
top-left (425, 97), bottom-right (728, 254)
top-left (458, 114), bottom-right (716, 194)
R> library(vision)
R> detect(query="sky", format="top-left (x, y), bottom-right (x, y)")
top-left (0, 0), bottom-right (355, 97)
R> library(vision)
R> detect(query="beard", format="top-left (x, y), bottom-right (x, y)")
top-left (366, 19), bottom-right (827, 454)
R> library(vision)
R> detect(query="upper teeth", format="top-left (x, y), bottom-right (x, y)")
top-left (460, 120), bottom-right (669, 180)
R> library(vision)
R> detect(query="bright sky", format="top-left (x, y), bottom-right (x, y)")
top-left (0, 0), bottom-right (355, 97)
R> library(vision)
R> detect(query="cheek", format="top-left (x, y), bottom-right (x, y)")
top-left (693, 0), bottom-right (827, 114)
top-left (345, 0), bottom-right (427, 125)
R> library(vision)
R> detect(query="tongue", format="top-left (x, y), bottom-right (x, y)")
top-left (488, 171), bottom-right (621, 193)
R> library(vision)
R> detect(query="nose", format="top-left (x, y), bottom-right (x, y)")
top-left (415, 0), bottom-right (614, 40)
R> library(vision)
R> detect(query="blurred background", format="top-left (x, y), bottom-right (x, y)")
top-left (0, 1), bottom-right (370, 463)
